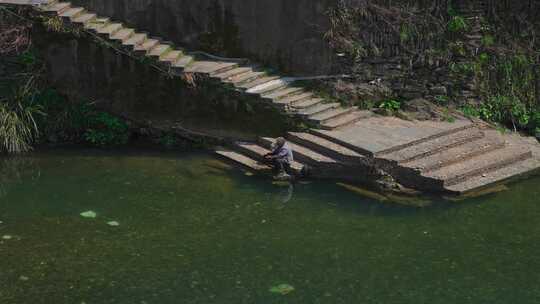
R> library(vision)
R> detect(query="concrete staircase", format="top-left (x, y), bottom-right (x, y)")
top-left (37, 0), bottom-right (366, 131)
top-left (32, 0), bottom-right (540, 195)
top-left (217, 122), bottom-right (540, 194)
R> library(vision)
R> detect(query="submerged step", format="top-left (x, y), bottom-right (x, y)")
top-left (215, 149), bottom-right (270, 172)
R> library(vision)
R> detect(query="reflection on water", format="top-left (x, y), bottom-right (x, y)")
top-left (1, 149), bottom-right (540, 304)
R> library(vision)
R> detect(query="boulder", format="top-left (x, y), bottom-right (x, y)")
top-left (402, 98), bottom-right (443, 121)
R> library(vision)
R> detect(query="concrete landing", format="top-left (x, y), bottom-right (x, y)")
top-left (313, 116), bottom-right (474, 156)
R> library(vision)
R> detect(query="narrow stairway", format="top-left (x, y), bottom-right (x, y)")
top-left (39, 0), bottom-right (367, 131)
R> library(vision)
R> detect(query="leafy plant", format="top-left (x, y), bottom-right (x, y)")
top-left (83, 112), bottom-right (129, 146)
top-left (379, 99), bottom-right (401, 112)
top-left (461, 104), bottom-right (479, 118)
top-left (434, 95), bottom-right (449, 105)
top-left (481, 35), bottom-right (495, 47)
top-left (448, 16), bottom-right (469, 33)
top-left (0, 77), bottom-right (44, 154)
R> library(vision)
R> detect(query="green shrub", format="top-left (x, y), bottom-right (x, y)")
top-left (481, 35), bottom-right (495, 47)
top-left (379, 99), bottom-right (401, 112)
top-left (0, 78), bottom-right (44, 154)
top-left (83, 112), bottom-right (129, 146)
top-left (448, 16), bottom-right (469, 33)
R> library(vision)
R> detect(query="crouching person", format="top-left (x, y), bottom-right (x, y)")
top-left (264, 137), bottom-right (294, 180)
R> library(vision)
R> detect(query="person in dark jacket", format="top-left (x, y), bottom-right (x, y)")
top-left (264, 137), bottom-right (294, 178)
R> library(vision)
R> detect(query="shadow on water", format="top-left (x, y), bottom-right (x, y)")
top-left (1, 149), bottom-right (540, 304)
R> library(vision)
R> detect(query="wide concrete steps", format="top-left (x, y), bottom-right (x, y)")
top-left (259, 137), bottom-right (339, 166)
top-left (287, 132), bottom-right (365, 164)
top-left (36, 0), bottom-right (368, 130)
top-left (378, 126), bottom-right (482, 163)
top-left (403, 134), bottom-right (506, 173)
top-left (214, 131), bottom-right (366, 179)
top-left (446, 158), bottom-right (540, 193)
top-left (234, 142), bottom-right (304, 173)
top-left (426, 144), bottom-right (532, 187)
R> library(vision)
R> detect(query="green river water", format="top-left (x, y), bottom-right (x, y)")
top-left (0, 149), bottom-right (539, 304)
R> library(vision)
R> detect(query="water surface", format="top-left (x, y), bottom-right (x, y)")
top-left (1, 150), bottom-right (539, 303)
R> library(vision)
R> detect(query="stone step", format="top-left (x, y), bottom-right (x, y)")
top-left (212, 67), bottom-right (253, 81)
top-left (83, 17), bottom-right (109, 31)
top-left (446, 158), bottom-right (540, 194)
top-left (298, 103), bottom-right (340, 117)
top-left (380, 127), bottom-right (485, 163)
top-left (147, 44), bottom-right (172, 58)
top-left (424, 145), bottom-right (533, 187)
top-left (59, 6), bottom-right (84, 19)
top-left (309, 106), bottom-right (357, 124)
top-left (96, 22), bottom-right (123, 37)
top-left (43, 1), bottom-right (70, 13)
top-left (71, 12), bottom-right (97, 24)
top-left (247, 79), bottom-right (289, 95)
top-left (172, 55), bottom-right (195, 70)
top-left (375, 122), bottom-right (477, 157)
top-left (235, 142), bottom-right (304, 173)
top-left (133, 38), bottom-right (159, 54)
top-left (226, 71), bottom-right (266, 85)
top-left (274, 92), bottom-right (314, 108)
top-left (122, 33), bottom-right (147, 46)
top-left (261, 87), bottom-right (304, 101)
top-left (290, 97), bottom-right (323, 109)
top-left (237, 76), bottom-right (280, 90)
top-left (259, 137), bottom-right (338, 166)
top-left (184, 61), bottom-right (238, 75)
top-left (160, 50), bottom-right (183, 65)
top-left (110, 28), bottom-right (135, 41)
top-left (287, 132), bottom-right (365, 164)
top-left (215, 149), bottom-right (271, 172)
top-left (320, 110), bottom-right (372, 130)
top-left (209, 62), bottom-right (241, 76)
top-left (403, 135), bottom-right (506, 173)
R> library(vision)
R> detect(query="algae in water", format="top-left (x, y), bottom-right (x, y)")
top-left (80, 211), bottom-right (97, 218)
top-left (269, 283), bottom-right (295, 295)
